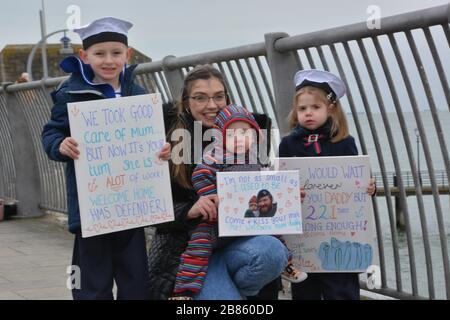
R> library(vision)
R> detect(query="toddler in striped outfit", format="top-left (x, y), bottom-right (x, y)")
top-left (170, 104), bottom-right (307, 300)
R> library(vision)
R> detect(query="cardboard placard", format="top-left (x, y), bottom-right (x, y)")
top-left (217, 170), bottom-right (303, 237)
top-left (68, 94), bottom-right (174, 237)
top-left (275, 156), bottom-right (377, 272)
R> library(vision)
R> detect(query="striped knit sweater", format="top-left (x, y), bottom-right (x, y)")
top-left (173, 105), bottom-right (262, 297)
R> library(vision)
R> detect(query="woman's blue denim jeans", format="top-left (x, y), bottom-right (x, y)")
top-left (194, 235), bottom-right (288, 300)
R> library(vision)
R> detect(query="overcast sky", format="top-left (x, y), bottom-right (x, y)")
top-left (1, 0), bottom-right (448, 60)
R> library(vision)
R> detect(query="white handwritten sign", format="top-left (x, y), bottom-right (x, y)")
top-left (275, 156), bottom-right (377, 273)
top-left (217, 171), bottom-right (303, 237)
top-left (68, 94), bottom-right (174, 238)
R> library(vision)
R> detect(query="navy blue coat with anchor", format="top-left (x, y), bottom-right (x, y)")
top-left (41, 56), bottom-right (145, 234)
top-left (278, 119), bottom-right (361, 300)
top-left (278, 120), bottom-right (358, 158)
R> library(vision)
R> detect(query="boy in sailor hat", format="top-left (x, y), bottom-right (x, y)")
top-left (42, 17), bottom-right (170, 300)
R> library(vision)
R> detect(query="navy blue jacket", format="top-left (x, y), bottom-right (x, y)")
top-left (41, 56), bottom-right (146, 233)
top-left (278, 121), bottom-right (358, 158)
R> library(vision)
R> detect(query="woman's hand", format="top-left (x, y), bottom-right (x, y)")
top-left (187, 194), bottom-right (219, 222)
top-left (59, 137), bottom-right (80, 160)
top-left (158, 143), bottom-right (171, 161)
top-left (366, 178), bottom-right (376, 196)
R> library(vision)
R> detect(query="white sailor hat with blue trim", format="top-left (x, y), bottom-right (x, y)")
top-left (74, 17), bottom-right (133, 50)
top-left (294, 69), bottom-right (346, 102)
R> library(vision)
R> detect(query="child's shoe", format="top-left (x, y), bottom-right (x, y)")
top-left (282, 262), bottom-right (308, 283)
top-left (169, 292), bottom-right (194, 300)
top-left (168, 295), bottom-right (193, 300)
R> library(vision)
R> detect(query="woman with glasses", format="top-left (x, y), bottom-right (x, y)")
top-left (148, 64), bottom-right (288, 300)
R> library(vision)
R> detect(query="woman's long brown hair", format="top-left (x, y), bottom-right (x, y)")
top-left (168, 64), bottom-right (231, 189)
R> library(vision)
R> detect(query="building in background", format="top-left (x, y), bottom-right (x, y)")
top-left (0, 44), bottom-right (152, 83)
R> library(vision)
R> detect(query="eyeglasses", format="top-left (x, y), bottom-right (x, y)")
top-left (189, 94), bottom-right (227, 106)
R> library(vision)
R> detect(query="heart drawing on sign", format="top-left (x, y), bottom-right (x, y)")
top-left (70, 106), bottom-right (80, 117)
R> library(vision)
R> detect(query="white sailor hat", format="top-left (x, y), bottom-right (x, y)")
top-left (74, 17), bottom-right (133, 50)
top-left (294, 69), bottom-right (346, 102)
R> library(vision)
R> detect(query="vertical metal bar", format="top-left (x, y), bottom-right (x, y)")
top-left (304, 48), bottom-right (316, 69)
top-left (235, 59), bottom-right (257, 111)
top-left (137, 74), bottom-right (150, 93)
top-left (389, 32), bottom-right (439, 298)
top-left (330, 43), bottom-right (389, 290)
top-left (316, 46), bottom-right (330, 71)
top-left (294, 51), bottom-right (303, 70)
top-left (344, 40), bottom-right (415, 295)
top-left (144, 73), bottom-right (158, 94)
top-left (226, 60), bottom-right (247, 107)
top-left (218, 61), bottom-right (237, 103)
top-left (37, 87), bottom-right (62, 210)
top-left (19, 90), bottom-right (49, 208)
top-left (357, 39), bottom-right (400, 292)
top-left (361, 37), bottom-right (422, 295)
top-left (329, 44), bottom-right (369, 155)
top-left (405, 29), bottom-right (450, 298)
top-left (0, 94), bottom-right (16, 198)
top-left (3, 84), bottom-right (42, 217)
top-left (162, 57), bottom-right (184, 101)
top-left (255, 56), bottom-right (275, 109)
top-left (244, 58), bottom-right (266, 114)
top-left (264, 33), bottom-right (299, 135)
top-left (423, 27), bottom-right (450, 111)
top-left (442, 24), bottom-right (450, 47)
top-left (151, 73), bottom-right (168, 102)
top-left (39, 8), bottom-right (48, 79)
top-left (36, 87), bottom-right (65, 210)
top-left (157, 70), bottom-right (173, 101)
top-left (254, 57), bottom-right (279, 154)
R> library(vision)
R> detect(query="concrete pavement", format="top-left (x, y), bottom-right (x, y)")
top-left (0, 214), bottom-right (73, 300)
top-left (0, 213), bottom-right (294, 300)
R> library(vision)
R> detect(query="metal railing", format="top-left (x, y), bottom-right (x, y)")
top-left (0, 4), bottom-right (449, 300)
top-left (373, 170), bottom-right (449, 188)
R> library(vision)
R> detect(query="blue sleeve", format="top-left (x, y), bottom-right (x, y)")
top-left (345, 135), bottom-right (358, 156)
top-left (41, 90), bottom-right (72, 162)
top-left (132, 84), bottom-right (146, 95)
top-left (278, 136), bottom-right (290, 157)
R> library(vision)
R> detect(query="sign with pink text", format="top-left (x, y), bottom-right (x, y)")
top-left (217, 170), bottom-right (303, 237)
top-left (275, 156), bottom-right (377, 273)
top-left (68, 94), bottom-right (174, 238)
